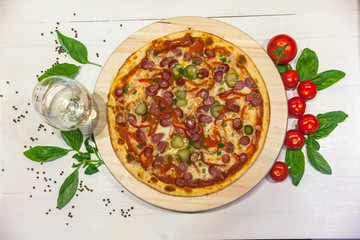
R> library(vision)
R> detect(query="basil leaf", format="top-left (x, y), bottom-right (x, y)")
top-left (84, 164), bottom-right (99, 175)
top-left (72, 152), bottom-right (90, 162)
top-left (84, 137), bottom-right (95, 153)
top-left (311, 70), bottom-right (345, 91)
top-left (296, 48), bottom-right (318, 82)
top-left (308, 139), bottom-right (320, 151)
top-left (57, 169), bottom-right (79, 209)
top-left (277, 63), bottom-right (292, 75)
top-left (55, 30), bottom-right (101, 67)
top-left (309, 123), bottom-right (338, 140)
top-left (61, 128), bottom-right (83, 152)
top-left (306, 145), bottom-right (332, 175)
top-left (285, 148), bottom-right (305, 186)
top-left (38, 63), bottom-right (80, 81)
top-left (317, 111), bottom-right (348, 124)
top-left (23, 146), bottom-right (70, 162)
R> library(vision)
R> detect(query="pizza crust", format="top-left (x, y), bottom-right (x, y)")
top-left (107, 30), bottom-right (270, 197)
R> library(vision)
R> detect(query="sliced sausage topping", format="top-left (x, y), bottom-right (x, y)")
top-left (151, 133), bottom-right (164, 143)
top-left (152, 156), bottom-right (164, 169)
top-left (115, 87), bottom-right (124, 97)
top-left (198, 114), bottom-right (212, 124)
top-left (157, 141), bottom-right (169, 153)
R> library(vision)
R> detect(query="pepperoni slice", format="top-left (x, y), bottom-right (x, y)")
top-left (231, 103), bottom-right (240, 113)
top-left (189, 152), bottom-right (199, 162)
top-left (225, 142), bottom-right (235, 153)
top-left (190, 133), bottom-right (201, 142)
top-left (141, 60), bottom-right (155, 70)
top-left (127, 114), bottom-right (137, 125)
top-left (149, 103), bottom-right (161, 116)
top-left (135, 129), bottom-right (146, 145)
top-left (197, 68), bottom-right (209, 79)
top-left (173, 108), bottom-right (184, 118)
top-left (239, 153), bottom-right (248, 162)
top-left (198, 89), bottom-right (209, 99)
top-left (158, 78), bottom-right (169, 89)
top-left (252, 97), bottom-right (263, 106)
top-left (162, 70), bottom-right (171, 81)
top-left (175, 178), bottom-right (185, 187)
top-left (151, 133), bottom-right (164, 143)
top-left (205, 49), bottom-right (215, 58)
top-left (183, 172), bottom-right (193, 180)
top-left (232, 118), bottom-right (242, 130)
top-left (152, 156), bottom-right (164, 169)
top-left (245, 77), bottom-right (255, 88)
top-left (178, 162), bottom-right (188, 173)
top-left (188, 125), bottom-right (200, 134)
top-left (157, 141), bottom-right (169, 153)
top-left (192, 56), bottom-right (202, 65)
top-left (239, 136), bottom-right (250, 145)
top-left (198, 114), bottom-right (212, 124)
top-left (115, 87), bottom-right (124, 97)
top-left (160, 57), bottom-right (174, 68)
top-left (171, 48), bottom-right (182, 56)
top-left (163, 91), bottom-right (174, 98)
top-left (217, 64), bottom-right (229, 73)
top-left (214, 71), bottom-right (223, 82)
top-left (143, 147), bottom-right (153, 158)
top-left (184, 52), bottom-right (192, 61)
top-left (169, 59), bottom-right (179, 68)
top-left (209, 166), bottom-right (222, 178)
top-left (185, 116), bottom-right (196, 129)
top-left (221, 154), bottom-right (230, 163)
top-left (196, 106), bottom-right (209, 114)
top-left (245, 92), bottom-right (255, 102)
top-left (234, 80), bottom-right (245, 90)
top-left (203, 96), bottom-right (215, 107)
top-left (176, 77), bottom-right (185, 86)
top-left (160, 117), bottom-right (172, 127)
top-left (145, 84), bottom-right (159, 96)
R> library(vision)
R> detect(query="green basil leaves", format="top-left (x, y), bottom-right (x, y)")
top-left (23, 146), bottom-right (71, 162)
top-left (296, 48), bottom-right (319, 82)
top-left (38, 63), bottom-right (80, 81)
top-left (285, 148), bottom-right (305, 186)
top-left (55, 30), bottom-right (101, 67)
top-left (23, 129), bottom-right (103, 209)
top-left (57, 169), bottom-right (79, 209)
top-left (295, 48), bottom-right (345, 90)
top-left (277, 63), bottom-right (292, 75)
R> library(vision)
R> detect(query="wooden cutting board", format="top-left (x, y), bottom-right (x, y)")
top-left (93, 16), bottom-right (287, 212)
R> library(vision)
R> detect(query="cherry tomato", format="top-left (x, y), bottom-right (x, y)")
top-left (269, 161), bottom-right (289, 182)
top-left (284, 129), bottom-right (305, 150)
top-left (297, 114), bottom-right (319, 135)
top-left (267, 34), bottom-right (297, 65)
top-left (281, 70), bottom-right (300, 90)
top-left (297, 80), bottom-right (317, 100)
top-left (288, 97), bottom-right (306, 118)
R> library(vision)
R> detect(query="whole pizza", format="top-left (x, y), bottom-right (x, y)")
top-left (107, 30), bottom-right (270, 197)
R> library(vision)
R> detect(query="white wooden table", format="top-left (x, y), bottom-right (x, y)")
top-left (1, 0), bottom-right (359, 239)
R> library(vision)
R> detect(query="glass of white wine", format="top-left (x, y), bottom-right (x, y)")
top-left (32, 76), bottom-right (94, 131)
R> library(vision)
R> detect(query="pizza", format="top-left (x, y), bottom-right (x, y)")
top-left (107, 30), bottom-right (270, 197)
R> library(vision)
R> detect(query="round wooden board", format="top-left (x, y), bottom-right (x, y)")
top-left (93, 16), bottom-right (287, 212)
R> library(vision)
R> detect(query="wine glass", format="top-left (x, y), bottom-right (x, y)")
top-left (32, 76), bottom-right (95, 131)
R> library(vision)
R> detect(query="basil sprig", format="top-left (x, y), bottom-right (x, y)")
top-left (23, 129), bottom-right (103, 209)
top-left (295, 48), bottom-right (345, 90)
top-left (286, 111), bottom-right (348, 185)
top-left (285, 148), bottom-right (305, 186)
top-left (38, 63), bottom-right (80, 81)
top-left (55, 30), bottom-right (101, 67)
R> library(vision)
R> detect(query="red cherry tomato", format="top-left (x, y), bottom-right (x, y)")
top-left (267, 34), bottom-right (297, 65)
top-left (297, 80), bottom-right (318, 100)
top-left (297, 114), bottom-right (319, 135)
top-left (284, 129), bottom-right (305, 150)
top-left (281, 70), bottom-right (300, 90)
top-left (269, 161), bottom-right (289, 182)
top-left (288, 97), bottom-right (306, 118)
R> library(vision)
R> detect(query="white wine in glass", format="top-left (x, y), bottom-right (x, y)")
top-left (32, 76), bottom-right (93, 131)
